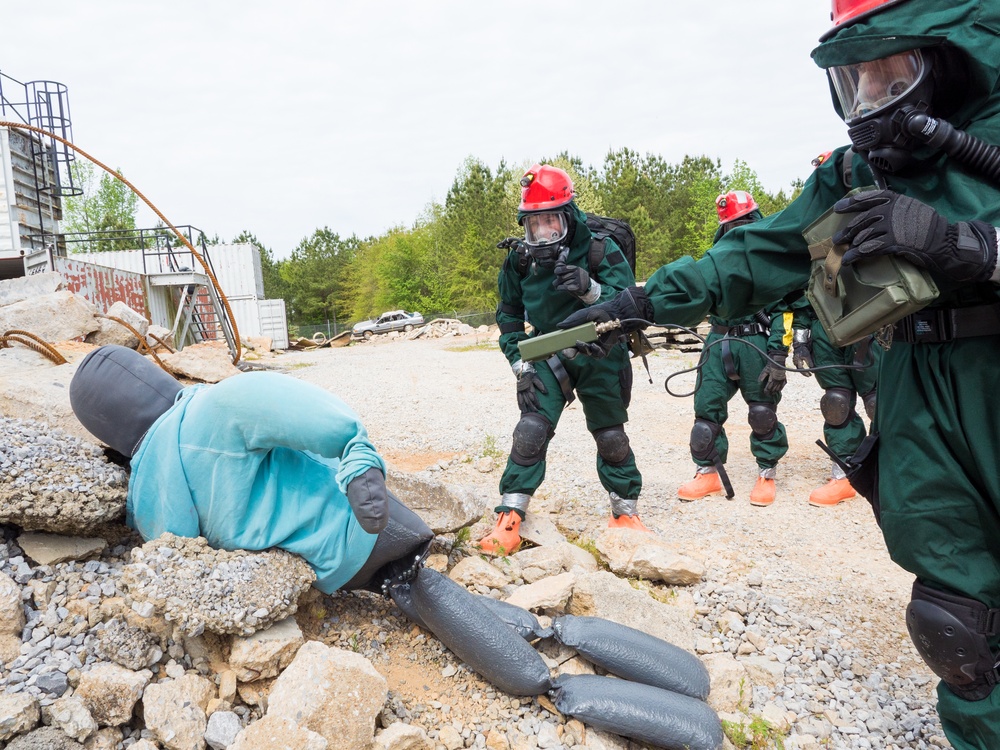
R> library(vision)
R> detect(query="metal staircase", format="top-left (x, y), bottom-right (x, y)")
top-left (142, 229), bottom-right (238, 360)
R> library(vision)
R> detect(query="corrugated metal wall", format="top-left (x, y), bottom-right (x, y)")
top-left (55, 256), bottom-right (146, 314)
top-left (72, 244), bottom-right (263, 298)
top-left (65, 243), bottom-right (288, 348)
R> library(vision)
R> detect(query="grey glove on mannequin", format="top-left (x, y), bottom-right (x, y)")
top-left (346, 467), bottom-right (391, 534)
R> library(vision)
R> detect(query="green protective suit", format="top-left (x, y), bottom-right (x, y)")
top-left (694, 305), bottom-right (790, 469)
top-left (496, 201), bottom-right (641, 504)
top-left (641, 3), bottom-right (1000, 746)
top-left (692, 216), bottom-right (792, 470)
top-left (790, 298), bottom-right (880, 464)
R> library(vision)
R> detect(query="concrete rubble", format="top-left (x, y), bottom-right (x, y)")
top-left (0, 411), bottom-right (712, 749)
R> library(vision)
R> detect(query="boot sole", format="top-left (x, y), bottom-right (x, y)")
top-left (677, 488), bottom-right (724, 502)
top-left (808, 496), bottom-right (856, 508)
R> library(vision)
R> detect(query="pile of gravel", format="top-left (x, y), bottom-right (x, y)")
top-left (119, 533), bottom-right (316, 636)
top-left (0, 417), bottom-right (127, 534)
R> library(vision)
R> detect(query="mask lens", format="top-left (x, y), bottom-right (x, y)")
top-left (523, 211), bottom-right (568, 246)
top-left (829, 49), bottom-right (925, 124)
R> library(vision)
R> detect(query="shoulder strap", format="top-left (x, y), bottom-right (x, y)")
top-left (588, 237), bottom-right (606, 277)
top-left (842, 148), bottom-right (855, 189)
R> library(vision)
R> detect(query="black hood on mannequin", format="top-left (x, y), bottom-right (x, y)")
top-left (70, 345), bottom-right (183, 457)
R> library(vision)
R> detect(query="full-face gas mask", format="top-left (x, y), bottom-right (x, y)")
top-left (829, 48), bottom-right (935, 174)
top-left (522, 210), bottom-right (569, 269)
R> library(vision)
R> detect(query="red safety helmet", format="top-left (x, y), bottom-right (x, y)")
top-left (823, 0), bottom-right (911, 39)
top-left (519, 164), bottom-right (574, 212)
top-left (812, 151), bottom-right (834, 168)
top-left (715, 191), bottom-right (758, 225)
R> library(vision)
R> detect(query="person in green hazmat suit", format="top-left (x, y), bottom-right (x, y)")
top-left (677, 190), bottom-right (792, 508)
top-left (560, 2), bottom-right (1000, 746)
top-left (789, 303), bottom-right (880, 507)
top-left (479, 163), bottom-right (648, 555)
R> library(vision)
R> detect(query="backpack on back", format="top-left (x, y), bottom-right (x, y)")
top-left (584, 213), bottom-right (636, 278)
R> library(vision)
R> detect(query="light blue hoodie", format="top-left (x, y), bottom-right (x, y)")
top-left (128, 372), bottom-right (384, 593)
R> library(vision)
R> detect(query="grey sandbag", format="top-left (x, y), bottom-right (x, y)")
top-left (550, 674), bottom-right (724, 750)
top-left (408, 567), bottom-right (552, 696)
top-left (474, 595), bottom-right (554, 641)
top-left (387, 582), bottom-right (429, 631)
top-left (552, 614), bottom-right (710, 700)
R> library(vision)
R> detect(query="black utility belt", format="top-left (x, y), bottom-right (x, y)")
top-left (895, 302), bottom-right (1000, 344)
top-left (711, 323), bottom-right (766, 337)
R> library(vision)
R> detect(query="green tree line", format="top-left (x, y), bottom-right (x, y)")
top-left (263, 149), bottom-right (800, 328)
top-left (62, 149), bottom-right (801, 328)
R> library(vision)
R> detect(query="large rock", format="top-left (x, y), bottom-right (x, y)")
top-left (120, 534), bottom-right (315, 637)
top-left (0, 354), bottom-right (91, 441)
top-left (142, 674), bottom-right (215, 750)
top-left (507, 542), bottom-right (599, 583)
top-left (159, 342), bottom-right (240, 383)
top-left (0, 271), bottom-right (65, 306)
top-left (229, 617), bottom-right (305, 682)
top-left (86, 301), bottom-right (149, 349)
top-left (230, 715), bottom-right (327, 750)
top-left (385, 471), bottom-right (491, 533)
top-left (0, 290), bottom-right (99, 342)
top-left (373, 722), bottom-right (433, 750)
top-left (5, 725), bottom-right (85, 749)
top-left (568, 570), bottom-right (698, 650)
top-left (0, 569), bottom-right (25, 636)
top-left (0, 693), bottom-right (40, 742)
top-left (266, 641), bottom-right (387, 750)
top-left (594, 528), bottom-right (706, 585)
top-left (74, 664), bottom-right (151, 727)
top-left (17, 532), bottom-right (107, 566)
top-left (41, 696), bottom-right (97, 742)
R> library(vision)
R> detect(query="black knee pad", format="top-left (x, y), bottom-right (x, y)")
top-left (593, 425), bottom-right (631, 466)
top-left (511, 413), bottom-right (552, 467)
top-left (747, 402), bottom-right (777, 439)
top-left (821, 387), bottom-right (854, 427)
top-left (689, 419), bottom-right (722, 463)
top-left (342, 493), bottom-right (434, 593)
top-left (905, 579), bottom-right (1000, 701)
top-left (862, 389), bottom-right (877, 421)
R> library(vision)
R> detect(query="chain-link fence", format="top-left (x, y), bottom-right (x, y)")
top-left (290, 309), bottom-right (496, 341)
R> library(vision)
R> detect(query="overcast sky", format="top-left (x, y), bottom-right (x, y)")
top-left (4, 1), bottom-right (848, 259)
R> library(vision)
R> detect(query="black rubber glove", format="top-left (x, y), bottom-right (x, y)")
top-left (552, 260), bottom-right (591, 297)
top-left (516, 364), bottom-right (547, 413)
top-left (791, 331), bottom-right (815, 376)
top-left (346, 467), bottom-right (390, 534)
top-left (557, 286), bottom-right (653, 359)
top-left (833, 190), bottom-right (999, 284)
top-left (758, 352), bottom-right (787, 396)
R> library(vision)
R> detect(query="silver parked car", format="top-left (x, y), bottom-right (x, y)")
top-left (352, 310), bottom-right (425, 340)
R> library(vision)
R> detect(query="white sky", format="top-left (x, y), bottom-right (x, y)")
top-left (4, 1), bottom-right (848, 260)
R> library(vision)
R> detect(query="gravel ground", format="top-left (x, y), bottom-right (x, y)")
top-left (279, 331), bottom-right (949, 750)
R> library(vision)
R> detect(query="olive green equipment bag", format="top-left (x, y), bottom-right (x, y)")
top-left (804, 188), bottom-right (940, 347)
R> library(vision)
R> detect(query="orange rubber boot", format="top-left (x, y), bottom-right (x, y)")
top-left (677, 471), bottom-right (723, 501)
top-left (607, 514), bottom-right (652, 532)
top-left (477, 511), bottom-right (523, 555)
top-left (749, 477), bottom-right (776, 507)
top-left (809, 478), bottom-right (856, 507)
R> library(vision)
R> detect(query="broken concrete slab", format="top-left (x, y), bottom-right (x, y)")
top-left (0, 290), bottom-right (99, 342)
top-left (0, 272), bottom-right (66, 307)
top-left (17, 532), bottom-right (108, 566)
top-left (86, 301), bottom-right (149, 349)
top-left (159, 342), bottom-right (241, 383)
